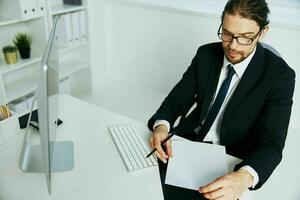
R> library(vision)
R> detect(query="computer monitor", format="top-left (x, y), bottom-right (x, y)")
top-left (19, 15), bottom-right (74, 195)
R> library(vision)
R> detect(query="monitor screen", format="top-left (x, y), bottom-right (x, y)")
top-left (19, 15), bottom-right (74, 195)
top-left (36, 15), bottom-right (60, 194)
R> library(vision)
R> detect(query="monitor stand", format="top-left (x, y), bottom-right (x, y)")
top-left (19, 140), bottom-right (74, 173)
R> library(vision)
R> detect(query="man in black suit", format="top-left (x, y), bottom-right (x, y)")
top-left (148, 0), bottom-right (295, 199)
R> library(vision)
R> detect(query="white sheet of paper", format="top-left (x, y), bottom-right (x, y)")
top-left (165, 140), bottom-right (228, 190)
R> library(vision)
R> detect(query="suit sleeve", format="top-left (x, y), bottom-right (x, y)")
top-left (147, 47), bottom-right (201, 131)
top-left (234, 65), bottom-right (296, 190)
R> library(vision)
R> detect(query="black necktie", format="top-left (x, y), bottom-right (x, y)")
top-left (196, 64), bottom-right (235, 140)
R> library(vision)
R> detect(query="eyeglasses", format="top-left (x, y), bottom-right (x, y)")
top-left (217, 24), bottom-right (262, 45)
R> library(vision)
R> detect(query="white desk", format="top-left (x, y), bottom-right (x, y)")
top-left (0, 94), bottom-right (164, 200)
top-left (0, 95), bottom-right (251, 200)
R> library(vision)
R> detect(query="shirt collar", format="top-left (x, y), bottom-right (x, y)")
top-left (223, 47), bottom-right (257, 78)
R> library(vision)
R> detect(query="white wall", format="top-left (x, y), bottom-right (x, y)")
top-left (104, 4), bottom-right (220, 92)
top-left (88, 1), bottom-right (300, 199)
top-left (99, 3), bottom-right (300, 125)
top-left (87, 0), bottom-right (107, 86)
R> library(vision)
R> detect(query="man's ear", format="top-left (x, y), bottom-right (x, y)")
top-left (259, 26), bottom-right (269, 41)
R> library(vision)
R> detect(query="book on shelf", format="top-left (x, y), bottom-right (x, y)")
top-left (54, 11), bottom-right (87, 48)
top-left (71, 11), bottom-right (81, 45)
top-left (0, 0), bottom-right (46, 20)
top-left (79, 10), bottom-right (87, 41)
top-left (54, 13), bottom-right (73, 47)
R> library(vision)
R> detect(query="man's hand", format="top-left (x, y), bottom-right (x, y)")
top-left (198, 169), bottom-right (254, 200)
top-left (150, 124), bottom-right (172, 163)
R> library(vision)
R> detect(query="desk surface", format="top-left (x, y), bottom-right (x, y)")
top-left (0, 94), bottom-right (164, 200)
top-left (0, 95), bottom-right (251, 200)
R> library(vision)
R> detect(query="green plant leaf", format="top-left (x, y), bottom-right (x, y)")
top-left (2, 45), bottom-right (17, 53)
top-left (13, 32), bottom-right (32, 48)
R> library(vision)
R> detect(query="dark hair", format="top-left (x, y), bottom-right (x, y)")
top-left (221, 0), bottom-right (270, 30)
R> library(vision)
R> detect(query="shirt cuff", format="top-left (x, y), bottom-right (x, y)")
top-left (240, 165), bottom-right (259, 188)
top-left (153, 120), bottom-right (170, 132)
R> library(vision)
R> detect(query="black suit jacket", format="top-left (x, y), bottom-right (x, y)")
top-left (148, 42), bottom-right (295, 190)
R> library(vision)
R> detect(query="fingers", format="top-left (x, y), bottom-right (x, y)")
top-left (210, 196), bottom-right (225, 200)
top-left (199, 173), bottom-right (249, 200)
top-left (149, 137), bottom-right (164, 161)
top-left (153, 138), bottom-right (168, 163)
top-left (150, 130), bottom-right (172, 163)
top-left (165, 139), bottom-right (172, 157)
top-left (200, 188), bottom-right (224, 200)
top-left (199, 177), bottom-right (224, 194)
top-left (150, 136), bottom-right (154, 148)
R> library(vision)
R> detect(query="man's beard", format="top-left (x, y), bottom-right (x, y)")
top-left (224, 46), bottom-right (246, 64)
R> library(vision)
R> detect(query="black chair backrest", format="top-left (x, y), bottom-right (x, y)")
top-left (261, 42), bottom-right (281, 57)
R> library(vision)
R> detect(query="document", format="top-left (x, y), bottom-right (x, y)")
top-left (71, 12), bottom-right (81, 44)
top-left (165, 140), bottom-right (228, 190)
top-left (54, 13), bottom-right (73, 47)
top-left (79, 10), bottom-right (87, 41)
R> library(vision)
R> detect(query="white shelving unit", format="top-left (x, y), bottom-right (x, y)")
top-left (0, 0), bottom-right (92, 115)
top-left (51, 4), bottom-right (87, 15)
top-left (0, 16), bottom-right (20, 26)
top-left (59, 59), bottom-right (90, 80)
top-left (6, 77), bottom-right (37, 102)
top-left (0, 55), bottom-right (42, 74)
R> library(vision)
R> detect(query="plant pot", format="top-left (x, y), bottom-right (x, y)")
top-left (4, 52), bottom-right (17, 64)
top-left (18, 47), bottom-right (31, 59)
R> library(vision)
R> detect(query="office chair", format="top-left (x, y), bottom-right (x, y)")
top-left (261, 42), bottom-right (281, 57)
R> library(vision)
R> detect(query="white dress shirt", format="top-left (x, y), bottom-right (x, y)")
top-left (154, 48), bottom-right (259, 188)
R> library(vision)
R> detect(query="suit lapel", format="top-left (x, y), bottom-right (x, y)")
top-left (223, 43), bottom-right (265, 118)
top-left (199, 45), bottom-right (224, 121)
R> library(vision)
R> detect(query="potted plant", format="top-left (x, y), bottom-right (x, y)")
top-left (2, 45), bottom-right (18, 64)
top-left (13, 32), bottom-right (32, 59)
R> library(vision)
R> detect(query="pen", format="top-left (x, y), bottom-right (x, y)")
top-left (0, 106), bottom-right (5, 120)
top-left (1, 105), bottom-right (7, 119)
top-left (3, 106), bottom-right (8, 118)
top-left (146, 132), bottom-right (176, 158)
top-left (4, 105), bottom-right (11, 117)
top-left (0, 105), bottom-right (11, 120)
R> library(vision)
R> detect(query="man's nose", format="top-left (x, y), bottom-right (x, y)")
top-left (229, 38), bottom-right (239, 50)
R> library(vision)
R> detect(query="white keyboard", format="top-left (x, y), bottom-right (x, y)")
top-left (109, 124), bottom-right (158, 172)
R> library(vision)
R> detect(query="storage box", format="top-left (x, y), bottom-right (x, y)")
top-left (8, 98), bottom-right (28, 113)
top-left (0, 112), bottom-right (21, 144)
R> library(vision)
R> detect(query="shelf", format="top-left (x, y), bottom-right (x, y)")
top-left (0, 15), bottom-right (19, 26)
top-left (57, 41), bottom-right (89, 54)
top-left (6, 77), bottom-right (37, 102)
top-left (59, 59), bottom-right (90, 80)
top-left (0, 54), bottom-right (42, 75)
top-left (0, 0), bottom-right (91, 116)
top-left (51, 4), bottom-right (87, 15)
